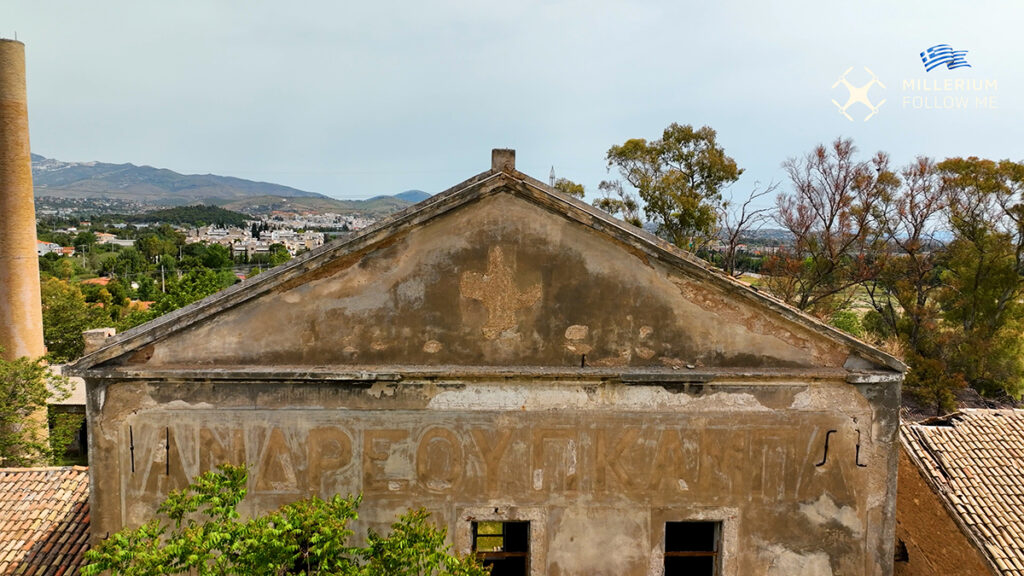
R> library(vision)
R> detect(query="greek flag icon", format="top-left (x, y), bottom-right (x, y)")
top-left (920, 44), bottom-right (971, 72)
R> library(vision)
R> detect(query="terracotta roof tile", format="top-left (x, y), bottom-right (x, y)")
top-left (903, 410), bottom-right (1024, 576)
top-left (0, 466), bottom-right (89, 576)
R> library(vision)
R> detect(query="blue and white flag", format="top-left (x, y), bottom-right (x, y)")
top-left (920, 44), bottom-right (971, 72)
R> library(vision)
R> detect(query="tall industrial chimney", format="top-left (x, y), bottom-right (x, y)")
top-left (0, 39), bottom-right (45, 361)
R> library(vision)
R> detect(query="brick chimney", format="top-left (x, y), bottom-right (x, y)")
top-left (491, 149), bottom-right (515, 172)
top-left (0, 39), bottom-right (44, 361)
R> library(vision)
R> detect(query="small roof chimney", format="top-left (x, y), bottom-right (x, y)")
top-left (491, 149), bottom-right (515, 172)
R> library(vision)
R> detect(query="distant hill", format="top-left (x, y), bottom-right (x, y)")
top-left (31, 154), bottom-right (428, 217)
top-left (220, 195), bottom-right (414, 217)
top-left (120, 205), bottom-right (252, 228)
top-left (394, 190), bottom-right (430, 203)
top-left (31, 154), bottom-right (327, 206)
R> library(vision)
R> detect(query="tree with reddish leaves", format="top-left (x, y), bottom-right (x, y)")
top-left (763, 137), bottom-right (898, 316)
top-left (864, 157), bottom-right (947, 352)
top-left (860, 157), bottom-right (965, 413)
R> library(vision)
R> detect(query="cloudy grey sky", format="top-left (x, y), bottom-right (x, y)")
top-left (6, 0), bottom-right (1022, 202)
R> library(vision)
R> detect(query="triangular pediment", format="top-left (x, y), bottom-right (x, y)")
top-left (71, 166), bottom-right (904, 376)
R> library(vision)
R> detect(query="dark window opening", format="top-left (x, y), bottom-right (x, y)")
top-left (473, 521), bottom-right (529, 576)
top-left (665, 521), bottom-right (720, 576)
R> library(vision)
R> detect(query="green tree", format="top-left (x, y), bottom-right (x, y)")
top-left (552, 177), bottom-right (585, 199)
top-left (114, 247), bottom-right (151, 278)
top-left (152, 269), bottom-right (238, 316)
top-left (203, 243), bottom-right (233, 269)
top-left (74, 230), bottom-right (98, 250)
top-left (936, 157), bottom-right (1024, 398)
top-left (593, 180), bottom-right (643, 227)
top-left (269, 243), bottom-right (291, 267)
top-left (82, 464), bottom-right (487, 576)
top-left (604, 123), bottom-right (742, 250)
top-left (0, 350), bottom-right (76, 466)
top-left (40, 277), bottom-right (108, 362)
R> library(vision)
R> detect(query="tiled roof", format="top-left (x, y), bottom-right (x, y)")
top-left (0, 466), bottom-right (90, 576)
top-left (902, 409), bottom-right (1024, 575)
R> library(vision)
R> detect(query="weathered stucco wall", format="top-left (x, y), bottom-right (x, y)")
top-left (86, 375), bottom-right (900, 575)
top-left (122, 193), bottom-right (850, 370)
top-left (894, 446), bottom-right (992, 576)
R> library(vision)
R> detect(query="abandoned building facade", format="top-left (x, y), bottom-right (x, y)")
top-left (71, 150), bottom-right (905, 575)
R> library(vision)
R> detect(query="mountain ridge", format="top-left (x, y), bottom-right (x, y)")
top-left (31, 153), bottom-right (326, 205)
top-left (30, 154), bottom-right (429, 215)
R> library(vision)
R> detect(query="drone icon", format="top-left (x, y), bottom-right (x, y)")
top-left (831, 67), bottom-right (886, 122)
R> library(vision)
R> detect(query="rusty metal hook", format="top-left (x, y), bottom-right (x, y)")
top-left (129, 425), bottom-right (135, 474)
top-left (165, 427), bottom-right (170, 476)
top-left (855, 429), bottom-right (868, 468)
top-left (816, 429), bottom-right (838, 467)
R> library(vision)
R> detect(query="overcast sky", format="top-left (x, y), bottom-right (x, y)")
top-left (6, 1), bottom-right (1022, 203)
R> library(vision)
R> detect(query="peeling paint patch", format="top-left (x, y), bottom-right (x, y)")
top-left (162, 400), bottom-right (215, 410)
top-left (395, 278), bottom-right (425, 305)
top-left (766, 545), bottom-right (833, 576)
top-left (422, 340), bottom-right (443, 354)
top-left (564, 325), bottom-right (589, 340)
top-left (426, 384), bottom-right (772, 413)
top-left (800, 494), bottom-right (863, 535)
top-left (459, 246), bottom-right (542, 340)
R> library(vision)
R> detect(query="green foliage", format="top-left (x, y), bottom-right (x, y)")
top-left (47, 409), bottom-right (85, 465)
top-left (82, 465), bottom-right (487, 576)
top-left (179, 243), bottom-right (233, 271)
top-left (249, 244), bottom-right (292, 268)
top-left (360, 509), bottom-right (485, 576)
top-left (605, 123), bottom-right (742, 250)
top-left (74, 230), bottom-right (98, 248)
top-left (904, 353), bottom-right (967, 416)
top-left (935, 157), bottom-right (1024, 398)
top-left (268, 244), bottom-right (291, 267)
top-left (123, 205), bottom-right (252, 228)
top-left (0, 350), bottom-right (74, 466)
top-left (829, 310), bottom-right (864, 337)
top-left (860, 309), bottom-right (894, 340)
top-left (114, 247), bottom-right (151, 277)
top-left (135, 224), bottom-right (185, 260)
top-left (593, 180), bottom-right (643, 227)
top-left (152, 269), bottom-right (238, 316)
top-left (40, 277), bottom-right (109, 363)
top-left (552, 178), bottom-right (585, 199)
